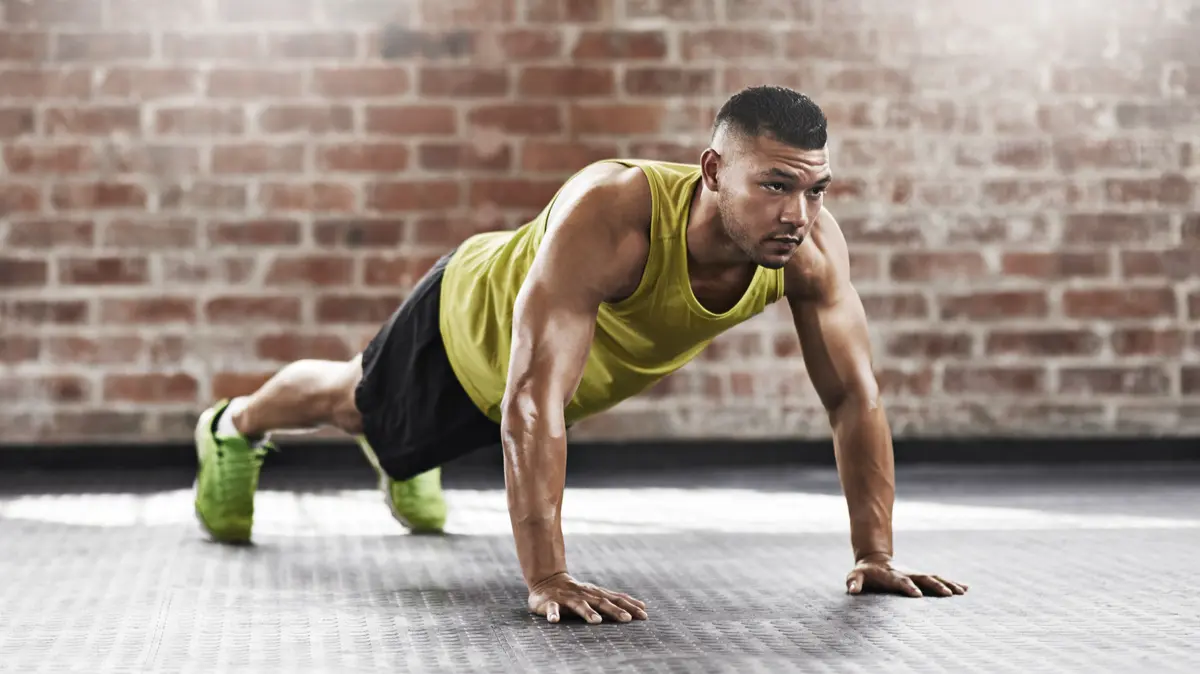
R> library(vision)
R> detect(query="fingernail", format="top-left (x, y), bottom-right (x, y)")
top-left (621, 612), bottom-right (631, 621)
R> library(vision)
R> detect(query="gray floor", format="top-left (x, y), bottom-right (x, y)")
top-left (1, 461), bottom-right (1198, 673)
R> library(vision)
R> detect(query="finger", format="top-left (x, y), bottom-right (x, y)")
top-left (934, 576), bottom-right (967, 595)
top-left (879, 570), bottom-right (922, 598)
top-left (846, 570), bottom-right (866, 594)
top-left (913, 575), bottom-right (953, 597)
top-left (605, 590), bottom-right (647, 610)
top-left (566, 598), bottom-right (602, 624)
top-left (611, 596), bottom-right (649, 620)
top-left (545, 601), bottom-right (560, 623)
top-left (592, 597), bottom-right (632, 622)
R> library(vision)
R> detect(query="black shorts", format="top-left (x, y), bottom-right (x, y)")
top-left (353, 249), bottom-right (501, 481)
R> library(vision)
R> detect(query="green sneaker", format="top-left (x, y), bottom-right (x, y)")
top-left (356, 436), bottom-right (447, 533)
top-left (193, 400), bottom-right (271, 544)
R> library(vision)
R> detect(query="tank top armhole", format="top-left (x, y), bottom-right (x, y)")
top-left (605, 161), bottom-right (663, 312)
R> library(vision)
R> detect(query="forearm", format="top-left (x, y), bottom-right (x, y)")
top-left (500, 393), bottom-right (570, 590)
top-left (829, 396), bottom-right (895, 562)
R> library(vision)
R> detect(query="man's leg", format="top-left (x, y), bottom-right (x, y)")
top-left (193, 355), bottom-right (366, 544)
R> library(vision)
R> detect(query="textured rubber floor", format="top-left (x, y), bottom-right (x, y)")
top-left (1, 464), bottom-right (1198, 673)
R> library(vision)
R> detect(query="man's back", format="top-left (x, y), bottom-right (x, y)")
top-left (438, 158), bottom-right (786, 425)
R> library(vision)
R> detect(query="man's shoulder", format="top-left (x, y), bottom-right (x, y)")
top-left (783, 208), bottom-right (850, 304)
top-left (548, 160), bottom-right (655, 241)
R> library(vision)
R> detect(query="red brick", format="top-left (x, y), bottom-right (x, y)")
top-left (314, 219), bottom-right (407, 247)
top-left (625, 0), bottom-right (717, 19)
top-left (212, 372), bottom-right (275, 400)
top-left (316, 295), bottom-right (404, 323)
top-left (318, 143), bottom-right (409, 172)
top-left (939, 292), bottom-right (1048, 320)
top-left (4, 0), bottom-right (103, 24)
top-left (943, 367), bottom-right (1046, 395)
top-left (1063, 213), bottom-right (1172, 244)
top-left (366, 105), bottom-right (458, 135)
top-left (994, 140), bottom-right (1050, 169)
top-left (212, 143), bottom-right (306, 173)
top-left (104, 218), bottom-right (197, 248)
top-left (44, 106), bottom-right (141, 135)
top-left (521, 140), bottom-right (619, 172)
top-left (160, 256), bottom-right (257, 284)
top-left (156, 106), bottom-right (245, 135)
top-left (54, 32), bottom-right (152, 60)
top-left (51, 182), bottom-right (146, 210)
top-left (572, 30), bottom-right (666, 59)
top-left (722, 66), bottom-right (820, 95)
top-left (266, 31), bottom-right (358, 59)
top-left (104, 373), bottom-right (197, 404)
top-left (570, 104), bottom-right (663, 134)
top-left (1111, 329), bottom-right (1186, 357)
top-left (3, 219), bottom-right (94, 248)
top-left (256, 334), bottom-right (351, 362)
top-left (1184, 216), bottom-right (1200, 242)
top-left (313, 67), bottom-right (410, 97)
top-left (104, 145), bottom-right (202, 174)
top-left (206, 297), bottom-right (303, 324)
top-left (108, 1), bottom-right (206, 26)
top-left (97, 67), bottom-right (197, 99)
top-left (889, 252), bottom-right (988, 282)
top-left (160, 183), bottom-right (247, 210)
top-left (4, 143), bottom-right (94, 174)
top-left (418, 67), bottom-right (509, 97)
top-left (0, 107), bottom-right (35, 137)
top-left (161, 33), bottom-right (262, 59)
top-left (0, 31), bottom-right (49, 59)
top-left (727, 0), bottom-right (814, 20)
top-left (496, 29), bottom-right (563, 59)
top-left (1121, 249), bottom-right (1200, 279)
top-left (367, 181), bottom-right (461, 211)
top-left (59, 256), bottom-right (148, 285)
top-left (518, 66), bottom-right (615, 97)
top-left (410, 215), bottom-right (507, 246)
top-left (885, 332), bottom-right (973, 359)
top-left (1002, 252), bottom-right (1110, 279)
top-left (624, 68), bottom-right (716, 96)
top-left (259, 105), bottom-right (353, 134)
top-left (1064, 288), bottom-right (1176, 319)
top-left (101, 297), bottom-right (196, 324)
top-left (986, 330), bottom-right (1103, 356)
top-left (681, 29), bottom-right (778, 59)
top-left (1059, 367), bottom-right (1173, 396)
top-left (1105, 174), bottom-right (1192, 205)
top-left (1188, 292), bottom-right (1200, 319)
top-left (0, 69), bottom-right (91, 100)
top-left (0, 258), bottom-right (48, 287)
top-left (265, 255), bottom-right (356, 286)
top-left (0, 336), bottom-right (40, 364)
top-left (0, 185), bottom-right (42, 212)
top-left (1184, 367), bottom-right (1200, 395)
top-left (418, 142), bottom-right (513, 171)
top-left (259, 183), bottom-right (357, 212)
top-left (363, 254), bottom-right (443, 286)
top-left (876, 367), bottom-right (935, 397)
top-left (700, 333), bottom-right (763, 361)
top-left (0, 376), bottom-right (90, 404)
top-left (419, 0), bottom-right (516, 25)
top-left (1, 300), bottom-right (89, 325)
top-left (375, 27), bottom-right (474, 60)
top-left (468, 104), bottom-right (562, 134)
top-left (214, 0), bottom-right (316, 21)
top-left (525, 0), bottom-right (607, 21)
top-left (207, 69), bottom-right (304, 98)
top-left (46, 336), bottom-right (142, 365)
top-left (860, 293), bottom-right (929, 319)
top-left (208, 219), bottom-right (303, 247)
top-left (469, 179), bottom-right (561, 209)
top-left (849, 250), bottom-right (882, 280)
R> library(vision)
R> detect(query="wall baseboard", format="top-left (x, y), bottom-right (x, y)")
top-left (0, 437), bottom-right (1196, 474)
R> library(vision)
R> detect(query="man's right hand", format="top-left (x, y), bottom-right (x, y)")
top-left (527, 572), bottom-right (649, 624)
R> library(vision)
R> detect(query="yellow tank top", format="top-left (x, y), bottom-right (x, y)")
top-left (438, 159), bottom-right (786, 425)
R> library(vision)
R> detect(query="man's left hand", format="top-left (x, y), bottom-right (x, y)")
top-left (845, 555), bottom-right (968, 598)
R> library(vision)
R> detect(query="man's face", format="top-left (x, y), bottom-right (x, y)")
top-left (709, 134), bottom-right (831, 270)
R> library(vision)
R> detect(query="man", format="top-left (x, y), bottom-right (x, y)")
top-left (192, 85), bottom-right (968, 625)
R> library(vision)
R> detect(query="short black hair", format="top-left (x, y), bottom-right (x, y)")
top-left (712, 85), bottom-right (827, 150)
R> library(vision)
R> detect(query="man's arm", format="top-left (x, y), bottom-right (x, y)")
top-left (786, 210), bottom-right (965, 598)
top-left (500, 164), bottom-right (652, 623)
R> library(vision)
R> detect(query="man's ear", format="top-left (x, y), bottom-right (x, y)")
top-left (699, 147), bottom-right (721, 191)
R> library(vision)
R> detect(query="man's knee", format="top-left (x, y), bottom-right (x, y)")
top-left (330, 354), bottom-right (364, 435)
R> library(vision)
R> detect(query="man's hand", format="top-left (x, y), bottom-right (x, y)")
top-left (846, 554), bottom-right (968, 598)
top-left (527, 572), bottom-right (649, 624)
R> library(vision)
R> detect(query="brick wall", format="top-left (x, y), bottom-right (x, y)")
top-left (0, 0), bottom-right (1197, 445)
